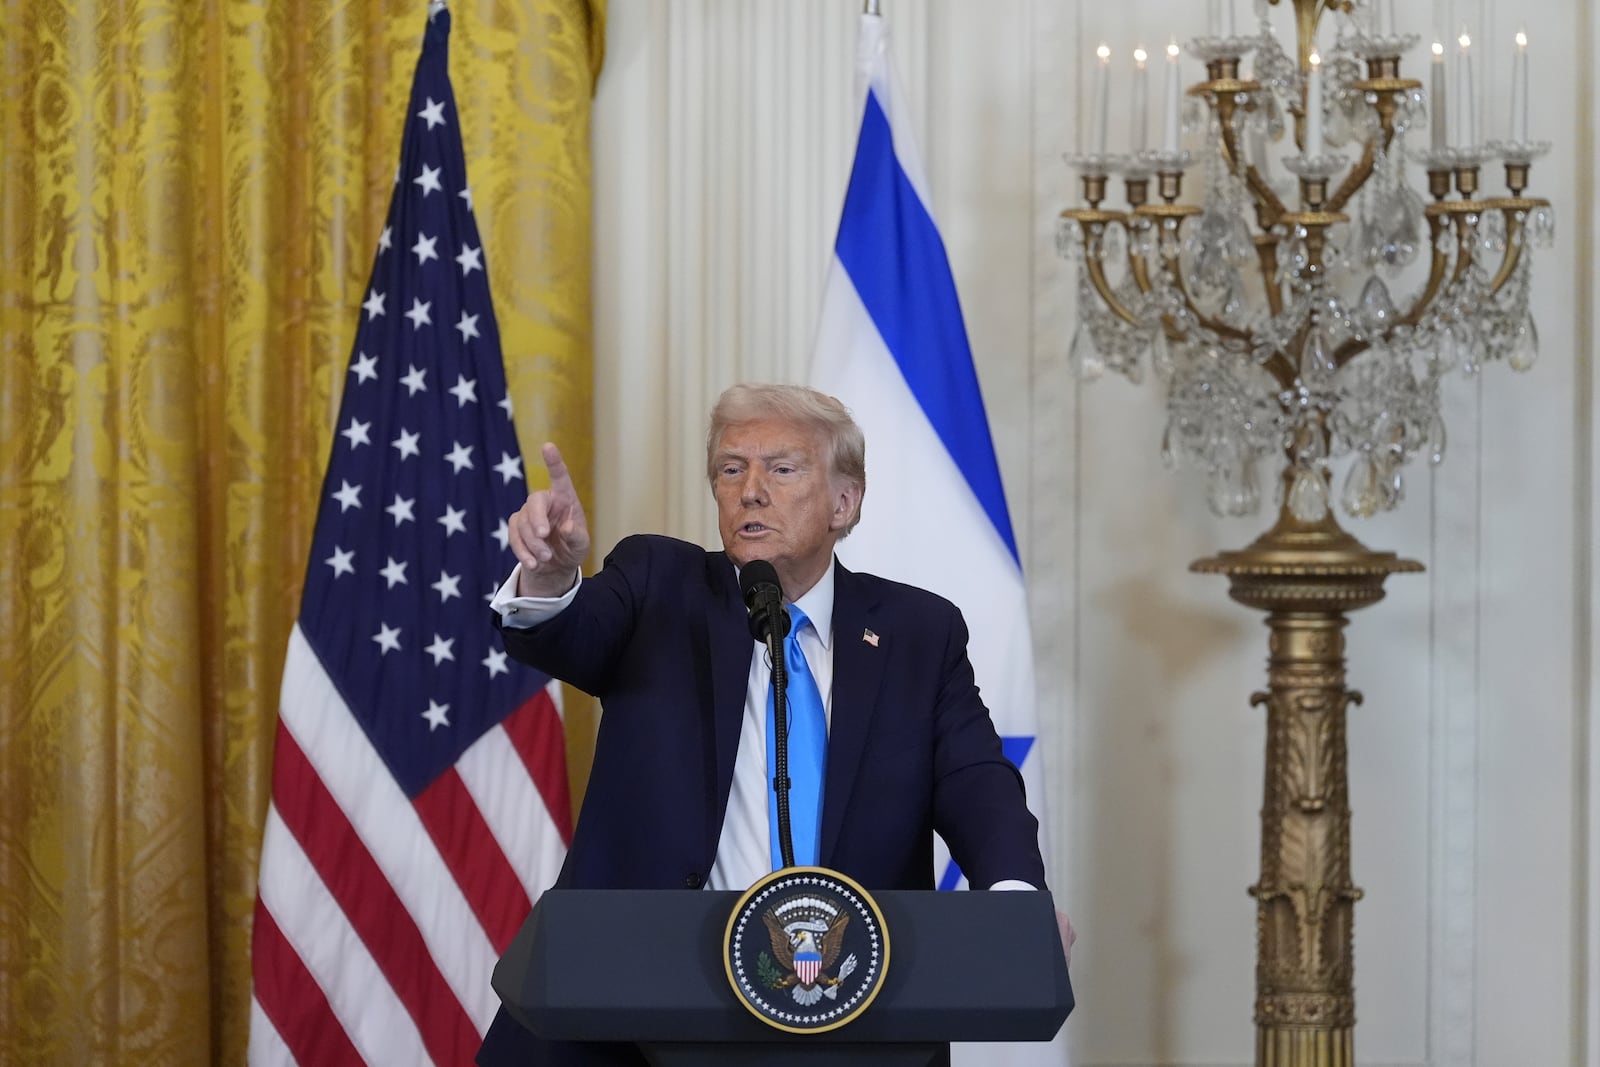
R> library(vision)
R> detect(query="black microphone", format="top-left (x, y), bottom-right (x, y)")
top-left (739, 560), bottom-right (791, 642)
top-left (739, 558), bottom-right (797, 867)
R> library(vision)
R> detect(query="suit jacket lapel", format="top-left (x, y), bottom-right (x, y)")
top-left (703, 552), bottom-right (752, 859)
top-left (820, 560), bottom-right (885, 865)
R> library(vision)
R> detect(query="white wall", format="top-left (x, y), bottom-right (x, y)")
top-left (589, 1), bottom-right (1596, 1063)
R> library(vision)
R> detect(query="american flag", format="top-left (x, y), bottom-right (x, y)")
top-left (248, 8), bottom-right (571, 1064)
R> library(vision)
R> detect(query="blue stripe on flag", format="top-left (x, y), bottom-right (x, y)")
top-left (833, 89), bottom-right (1018, 563)
top-left (937, 859), bottom-right (964, 892)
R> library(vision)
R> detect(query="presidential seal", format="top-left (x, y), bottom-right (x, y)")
top-left (723, 867), bottom-right (889, 1033)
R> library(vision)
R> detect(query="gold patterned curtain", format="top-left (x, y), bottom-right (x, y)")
top-left (0, 0), bottom-right (603, 1061)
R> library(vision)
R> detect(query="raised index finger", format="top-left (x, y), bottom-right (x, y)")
top-left (541, 442), bottom-right (572, 489)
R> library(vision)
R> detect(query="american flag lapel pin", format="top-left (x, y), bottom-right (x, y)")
top-left (862, 628), bottom-right (879, 647)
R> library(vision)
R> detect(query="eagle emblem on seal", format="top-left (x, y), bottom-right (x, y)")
top-left (760, 895), bottom-right (859, 1006)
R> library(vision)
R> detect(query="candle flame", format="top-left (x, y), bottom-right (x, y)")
top-left (1309, 50), bottom-right (1322, 67)
top-left (1133, 46), bottom-right (1149, 64)
top-left (1515, 29), bottom-right (1528, 47)
top-left (1166, 40), bottom-right (1181, 59)
top-left (1431, 40), bottom-right (1445, 57)
top-left (1096, 43), bottom-right (1111, 61)
top-left (1458, 31), bottom-right (1471, 49)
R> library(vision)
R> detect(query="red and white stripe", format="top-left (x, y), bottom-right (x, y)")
top-left (250, 624), bottom-right (571, 1066)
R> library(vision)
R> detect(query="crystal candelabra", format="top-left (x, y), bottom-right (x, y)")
top-left (1061, 0), bottom-right (1551, 519)
top-left (1059, 0), bottom-right (1551, 1064)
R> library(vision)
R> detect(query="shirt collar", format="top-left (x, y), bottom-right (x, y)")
top-left (730, 556), bottom-right (836, 651)
top-left (790, 558), bottom-right (836, 651)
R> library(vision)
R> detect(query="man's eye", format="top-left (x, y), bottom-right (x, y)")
top-left (774, 465), bottom-right (795, 475)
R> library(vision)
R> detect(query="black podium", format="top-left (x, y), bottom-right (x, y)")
top-left (491, 889), bottom-right (1073, 1066)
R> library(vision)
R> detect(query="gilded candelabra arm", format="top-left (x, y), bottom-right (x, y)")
top-left (1327, 78), bottom-right (1419, 216)
top-left (1327, 211), bottom-right (1455, 371)
top-left (1213, 92), bottom-right (1291, 228)
top-left (1167, 269), bottom-right (1255, 346)
top-left (1323, 140), bottom-right (1374, 215)
top-left (1262, 348), bottom-right (1299, 389)
top-left (1062, 208), bottom-right (1146, 327)
top-left (1254, 236), bottom-right (1287, 317)
top-left (1246, 167), bottom-right (1291, 231)
top-left (1084, 255), bottom-right (1144, 327)
top-left (1330, 336), bottom-right (1370, 372)
top-left (1484, 200), bottom-right (1547, 293)
top-left (1128, 253), bottom-right (1189, 342)
top-left (1487, 215), bottom-right (1525, 293)
top-left (1393, 211), bottom-right (1451, 326)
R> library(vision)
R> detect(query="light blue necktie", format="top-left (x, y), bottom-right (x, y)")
top-left (768, 604), bottom-right (827, 870)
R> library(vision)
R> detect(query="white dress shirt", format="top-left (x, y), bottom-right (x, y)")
top-left (489, 558), bottom-right (1031, 893)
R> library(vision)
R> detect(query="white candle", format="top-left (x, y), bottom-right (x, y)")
top-left (1375, 0), bottom-right (1394, 35)
top-left (1222, 0), bottom-right (1235, 37)
top-left (1511, 30), bottom-right (1530, 142)
top-left (1092, 43), bottom-right (1112, 154)
top-left (1455, 30), bottom-right (1475, 147)
top-left (1162, 40), bottom-right (1182, 153)
top-left (1207, 0), bottom-right (1220, 36)
top-left (1306, 51), bottom-right (1324, 156)
top-left (1131, 47), bottom-right (1150, 152)
top-left (1430, 40), bottom-right (1447, 153)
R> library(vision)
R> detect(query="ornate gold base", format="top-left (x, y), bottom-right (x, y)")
top-left (1258, 1024), bottom-right (1354, 1067)
top-left (1193, 501), bottom-right (1420, 1067)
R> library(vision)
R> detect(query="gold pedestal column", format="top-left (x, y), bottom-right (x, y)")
top-left (1193, 494), bottom-right (1420, 1067)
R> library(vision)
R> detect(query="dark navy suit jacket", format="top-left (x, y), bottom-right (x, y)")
top-left (478, 534), bottom-right (1045, 1064)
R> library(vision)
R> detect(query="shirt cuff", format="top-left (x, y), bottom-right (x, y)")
top-left (986, 879), bottom-right (1038, 891)
top-left (489, 564), bottom-right (581, 629)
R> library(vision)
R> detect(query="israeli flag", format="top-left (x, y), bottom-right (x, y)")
top-left (808, 11), bottom-right (1052, 918)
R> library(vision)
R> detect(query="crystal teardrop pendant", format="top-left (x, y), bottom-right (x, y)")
top-left (1207, 454), bottom-right (1261, 517)
top-left (1237, 455), bottom-right (1261, 516)
top-left (1288, 466), bottom-right (1330, 522)
top-left (1434, 326), bottom-right (1458, 371)
top-left (1302, 322), bottom-right (1334, 384)
top-left (1359, 275), bottom-right (1397, 333)
top-left (1509, 316), bottom-right (1539, 372)
top-left (1379, 453), bottom-right (1405, 511)
top-left (1151, 330), bottom-right (1175, 379)
top-left (1341, 455), bottom-right (1382, 518)
top-left (1069, 319), bottom-right (1105, 380)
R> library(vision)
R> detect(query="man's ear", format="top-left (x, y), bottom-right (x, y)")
top-left (830, 481), bottom-right (863, 531)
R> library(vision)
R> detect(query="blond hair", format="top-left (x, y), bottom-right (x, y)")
top-left (705, 383), bottom-right (866, 535)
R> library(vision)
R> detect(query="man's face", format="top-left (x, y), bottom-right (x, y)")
top-left (712, 418), bottom-right (859, 597)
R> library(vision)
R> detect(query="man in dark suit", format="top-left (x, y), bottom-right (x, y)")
top-left (477, 384), bottom-right (1065, 1065)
